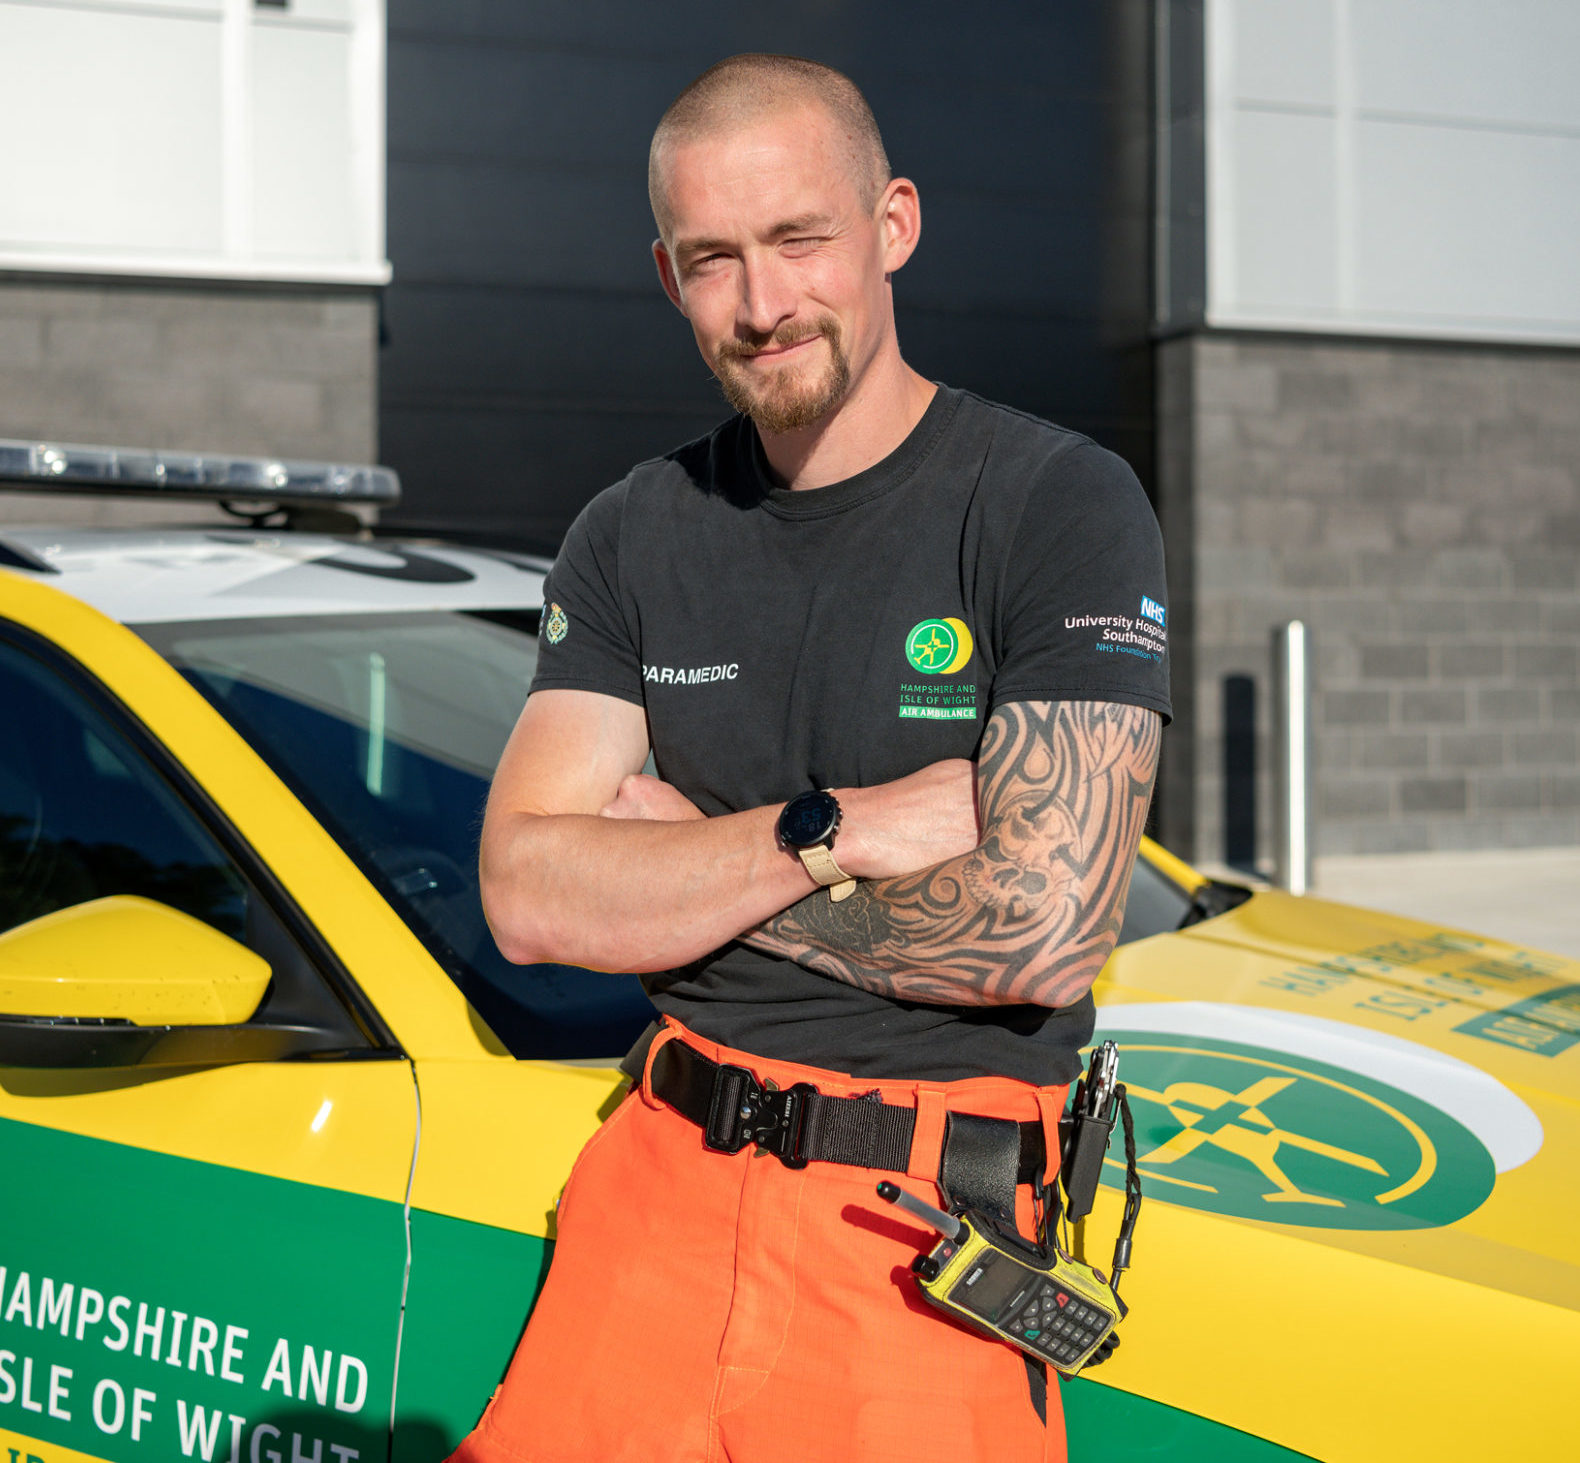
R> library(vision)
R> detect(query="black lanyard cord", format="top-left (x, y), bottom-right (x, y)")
top-left (1108, 1085), bottom-right (1141, 1299)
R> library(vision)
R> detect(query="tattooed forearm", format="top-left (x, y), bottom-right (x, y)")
top-left (744, 701), bottom-right (1161, 1008)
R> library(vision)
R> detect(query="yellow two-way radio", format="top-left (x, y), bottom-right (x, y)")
top-left (878, 1041), bottom-right (1141, 1376)
top-left (877, 1182), bottom-right (1124, 1373)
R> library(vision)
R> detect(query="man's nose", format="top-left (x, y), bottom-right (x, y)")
top-left (737, 254), bottom-right (797, 336)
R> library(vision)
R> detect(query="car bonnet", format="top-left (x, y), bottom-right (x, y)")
top-left (0, 528), bottom-right (548, 622)
top-left (1093, 890), bottom-right (1580, 1309)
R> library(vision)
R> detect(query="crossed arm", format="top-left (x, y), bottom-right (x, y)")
top-left (481, 689), bottom-right (1159, 1008)
top-left (744, 700), bottom-right (1161, 1007)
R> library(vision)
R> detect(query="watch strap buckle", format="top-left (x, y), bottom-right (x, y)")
top-left (795, 842), bottom-right (855, 895)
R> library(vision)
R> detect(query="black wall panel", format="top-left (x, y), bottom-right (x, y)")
top-left (381, 1), bottom-right (1153, 550)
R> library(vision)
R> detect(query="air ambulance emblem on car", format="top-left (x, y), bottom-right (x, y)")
top-left (1094, 1030), bottom-right (1506, 1230)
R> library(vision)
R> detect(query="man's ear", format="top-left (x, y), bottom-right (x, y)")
top-left (877, 178), bottom-right (921, 275)
top-left (653, 240), bottom-right (686, 313)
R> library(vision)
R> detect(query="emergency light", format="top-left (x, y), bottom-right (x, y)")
top-left (0, 437), bottom-right (400, 508)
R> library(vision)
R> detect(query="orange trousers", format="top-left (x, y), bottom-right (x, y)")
top-left (451, 1020), bottom-right (1070, 1463)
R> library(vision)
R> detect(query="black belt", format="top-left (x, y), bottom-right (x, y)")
top-left (648, 1038), bottom-right (1048, 1206)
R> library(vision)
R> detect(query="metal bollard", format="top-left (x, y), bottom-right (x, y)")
top-left (1272, 621), bottom-right (1314, 895)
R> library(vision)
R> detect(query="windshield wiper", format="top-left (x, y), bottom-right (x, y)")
top-left (1177, 879), bottom-right (1254, 929)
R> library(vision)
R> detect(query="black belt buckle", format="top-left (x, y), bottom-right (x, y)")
top-left (703, 1063), bottom-right (815, 1168)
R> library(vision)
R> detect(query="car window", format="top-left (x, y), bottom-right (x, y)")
top-left (132, 607), bottom-right (1195, 1050)
top-left (0, 628), bottom-right (377, 1054)
top-left (0, 637), bottom-right (250, 937)
top-left (139, 610), bottom-right (657, 1061)
top-left (1116, 853), bottom-right (1195, 945)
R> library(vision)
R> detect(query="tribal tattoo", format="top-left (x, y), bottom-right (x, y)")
top-left (744, 701), bottom-right (1161, 1008)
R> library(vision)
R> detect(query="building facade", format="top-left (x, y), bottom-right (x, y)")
top-left (2, 0), bottom-right (1574, 861)
top-left (375, 1), bottom-right (1155, 551)
top-left (0, 0), bottom-right (388, 528)
top-left (1153, 0), bottom-right (1579, 863)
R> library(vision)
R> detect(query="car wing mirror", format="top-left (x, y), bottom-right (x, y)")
top-left (0, 895), bottom-right (316, 1070)
top-left (0, 895), bottom-right (272, 1024)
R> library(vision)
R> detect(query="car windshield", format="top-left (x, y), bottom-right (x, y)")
top-left (1118, 853), bottom-right (1194, 943)
top-left (136, 609), bottom-right (657, 1060)
top-left (137, 608), bottom-right (1196, 1059)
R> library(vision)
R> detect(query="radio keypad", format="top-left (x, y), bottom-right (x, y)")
top-left (942, 1246), bottom-right (1116, 1372)
top-left (1006, 1279), bottom-right (1110, 1365)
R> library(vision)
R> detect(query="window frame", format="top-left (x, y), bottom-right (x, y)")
top-left (0, 617), bottom-right (402, 1067)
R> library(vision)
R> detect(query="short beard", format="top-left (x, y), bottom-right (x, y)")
top-left (713, 316), bottom-right (852, 434)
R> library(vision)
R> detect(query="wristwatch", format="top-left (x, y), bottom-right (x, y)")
top-left (777, 790), bottom-right (858, 902)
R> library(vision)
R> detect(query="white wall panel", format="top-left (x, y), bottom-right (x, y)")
top-left (1232, 0), bottom-right (1334, 108)
top-left (0, 0), bottom-right (386, 284)
top-left (251, 26), bottom-right (356, 263)
top-left (1354, 123), bottom-right (1580, 325)
top-left (280, 0), bottom-right (354, 21)
top-left (15, 0), bottom-right (223, 13)
top-left (1232, 113), bottom-right (1337, 313)
top-left (0, 3), bottom-right (223, 256)
top-left (1354, 0), bottom-right (1580, 130)
top-left (1204, 0), bottom-right (1580, 344)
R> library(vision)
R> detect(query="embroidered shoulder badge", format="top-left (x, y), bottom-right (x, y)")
top-left (543, 602), bottom-right (568, 645)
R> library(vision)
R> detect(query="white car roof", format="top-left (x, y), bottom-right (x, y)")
top-left (0, 528), bottom-right (549, 624)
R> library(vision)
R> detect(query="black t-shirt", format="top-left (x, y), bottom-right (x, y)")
top-left (530, 385), bottom-right (1171, 1083)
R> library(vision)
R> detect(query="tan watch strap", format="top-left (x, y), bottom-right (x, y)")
top-left (796, 844), bottom-right (858, 902)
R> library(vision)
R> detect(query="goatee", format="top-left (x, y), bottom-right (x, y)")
top-left (713, 316), bottom-right (852, 434)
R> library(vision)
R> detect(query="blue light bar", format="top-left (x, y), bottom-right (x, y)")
top-left (0, 438), bottom-right (400, 506)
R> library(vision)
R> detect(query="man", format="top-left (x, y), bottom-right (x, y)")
top-left (455, 53), bottom-right (1168, 1463)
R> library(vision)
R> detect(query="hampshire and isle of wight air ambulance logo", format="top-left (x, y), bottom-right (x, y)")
top-left (1097, 1032), bottom-right (1496, 1230)
top-left (905, 618), bottom-right (974, 674)
top-left (542, 603), bottom-right (568, 645)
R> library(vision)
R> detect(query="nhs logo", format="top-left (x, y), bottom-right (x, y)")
top-left (1139, 595), bottom-right (1167, 628)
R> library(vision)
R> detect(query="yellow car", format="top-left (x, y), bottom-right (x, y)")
top-left (1, 444), bottom-right (1575, 1463)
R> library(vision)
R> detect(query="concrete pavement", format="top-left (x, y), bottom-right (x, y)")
top-left (1195, 846), bottom-right (1580, 958)
top-left (1312, 847), bottom-right (1580, 960)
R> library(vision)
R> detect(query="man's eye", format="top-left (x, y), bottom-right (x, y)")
top-left (782, 237), bottom-right (822, 254)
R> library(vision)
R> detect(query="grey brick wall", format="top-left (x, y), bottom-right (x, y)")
top-left (0, 278), bottom-right (378, 529)
top-left (1157, 333), bottom-right (1580, 864)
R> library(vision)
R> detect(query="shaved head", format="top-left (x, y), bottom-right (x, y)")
top-left (649, 54), bottom-right (891, 242)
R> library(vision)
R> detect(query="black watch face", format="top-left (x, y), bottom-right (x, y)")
top-left (780, 790), bottom-right (839, 848)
